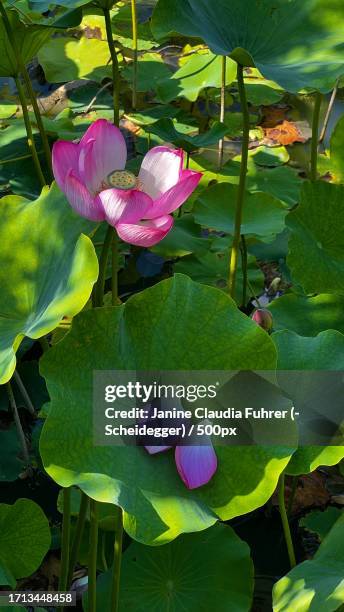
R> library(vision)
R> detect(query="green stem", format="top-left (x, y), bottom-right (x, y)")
top-left (66, 491), bottom-right (89, 589)
top-left (88, 499), bottom-right (99, 612)
top-left (94, 225), bottom-right (113, 307)
top-left (131, 0), bottom-right (138, 110)
top-left (278, 473), bottom-right (296, 569)
top-left (21, 65), bottom-right (52, 176)
top-left (101, 531), bottom-right (108, 572)
top-left (0, 2), bottom-right (48, 184)
top-left (59, 488), bottom-right (71, 592)
top-left (112, 229), bottom-right (119, 305)
top-left (110, 506), bottom-right (123, 612)
top-left (6, 381), bottom-right (30, 464)
top-left (13, 371), bottom-right (35, 416)
top-left (14, 75), bottom-right (46, 187)
top-left (103, 7), bottom-right (120, 126)
top-left (218, 55), bottom-right (226, 169)
top-left (310, 91), bottom-right (322, 182)
top-left (228, 63), bottom-right (249, 297)
top-left (319, 80), bottom-right (338, 145)
top-left (240, 234), bottom-right (248, 307)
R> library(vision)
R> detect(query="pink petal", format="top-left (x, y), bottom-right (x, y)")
top-left (116, 215), bottom-right (173, 247)
top-left (175, 445), bottom-right (217, 489)
top-left (144, 446), bottom-right (172, 455)
top-left (100, 188), bottom-right (152, 226)
top-left (79, 119), bottom-right (127, 193)
top-left (138, 146), bottom-right (183, 199)
top-left (145, 169), bottom-right (202, 219)
top-left (65, 170), bottom-right (105, 221)
top-left (52, 140), bottom-right (79, 191)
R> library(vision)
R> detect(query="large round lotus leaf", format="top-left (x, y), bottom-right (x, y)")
top-left (144, 119), bottom-right (230, 154)
top-left (152, 0), bottom-right (344, 93)
top-left (90, 524), bottom-right (253, 611)
top-left (0, 182), bottom-right (98, 385)
top-left (273, 514), bottom-right (344, 612)
top-left (38, 37), bottom-right (112, 83)
top-left (193, 183), bottom-right (287, 237)
top-left (0, 9), bottom-right (51, 77)
top-left (157, 51), bottom-right (237, 103)
top-left (40, 274), bottom-right (293, 545)
top-left (269, 293), bottom-right (344, 336)
top-left (287, 181), bottom-right (344, 295)
top-left (273, 330), bottom-right (344, 475)
top-left (0, 499), bottom-right (51, 587)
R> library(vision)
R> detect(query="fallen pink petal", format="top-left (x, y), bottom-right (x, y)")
top-left (175, 444), bottom-right (218, 489)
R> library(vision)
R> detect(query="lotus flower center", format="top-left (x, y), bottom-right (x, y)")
top-left (107, 169), bottom-right (138, 190)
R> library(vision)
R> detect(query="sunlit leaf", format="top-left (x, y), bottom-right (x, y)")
top-left (0, 182), bottom-right (98, 384)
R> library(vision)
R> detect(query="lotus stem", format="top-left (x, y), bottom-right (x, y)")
top-left (319, 80), bottom-right (338, 146)
top-left (21, 65), bottom-right (52, 177)
top-left (112, 229), bottom-right (119, 305)
top-left (5, 381), bottom-right (30, 464)
top-left (88, 499), bottom-right (99, 612)
top-left (240, 234), bottom-right (248, 307)
top-left (13, 371), bottom-right (35, 416)
top-left (103, 7), bottom-right (120, 126)
top-left (0, 2), bottom-right (51, 180)
top-left (110, 506), bottom-right (123, 612)
top-left (14, 76), bottom-right (46, 188)
top-left (93, 224), bottom-right (113, 307)
top-left (131, 0), bottom-right (138, 110)
top-left (310, 91), bottom-right (322, 181)
top-left (228, 63), bottom-right (249, 297)
top-left (218, 56), bottom-right (226, 169)
top-left (66, 491), bottom-right (89, 590)
top-left (59, 487), bottom-right (71, 592)
top-left (278, 473), bottom-right (296, 569)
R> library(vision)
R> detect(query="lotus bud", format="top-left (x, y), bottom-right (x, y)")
top-left (251, 308), bottom-right (273, 332)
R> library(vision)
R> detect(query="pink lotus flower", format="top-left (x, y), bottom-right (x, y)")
top-left (52, 119), bottom-right (202, 247)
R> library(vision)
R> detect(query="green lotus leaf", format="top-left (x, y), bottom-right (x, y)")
top-left (193, 183), bottom-right (287, 237)
top-left (0, 499), bottom-right (51, 587)
top-left (157, 51), bottom-right (237, 103)
top-left (0, 8), bottom-right (51, 77)
top-left (0, 427), bottom-right (22, 482)
top-left (189, 156), bottom-right (301, 208)
top-left (325, 114), bottom-right (344, 183)
top-left (174, 252), bottom-right (264, 304)
top-left (88, 524), bottom-right (253, 611)
top-left (269, 293), bottom-right (344, 336)
top-left (273, 514), bottom-right (344, 612)
top-left (152, 0), bottom-right (344, 93)
top-left (300, 507), bottom-right (342, 541)
top-left (287, 181), bottom-right (344, 295)
top-left (0, 182), bottom-right (98, 385)
top-left (151, 215), bottom-right (211, 258)
top-left (273, 330), bottom-right (344, 475)
top-left (144, 118), bottom-right (230, 154)
top-left (40, 274), bottom-right (293, 545)
top-left (7, 1), bottom-right (83, 29)
top-left (122, 53), bottom-right (172, 93)
top-left (38, 36), bottom-right (112, 83)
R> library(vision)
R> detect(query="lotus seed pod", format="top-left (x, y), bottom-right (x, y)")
top-left (251, 308), bottom-right (273, 332)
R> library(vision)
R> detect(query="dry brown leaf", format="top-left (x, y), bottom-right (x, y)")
top-left (264, 120), bottom-right (306, 145)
